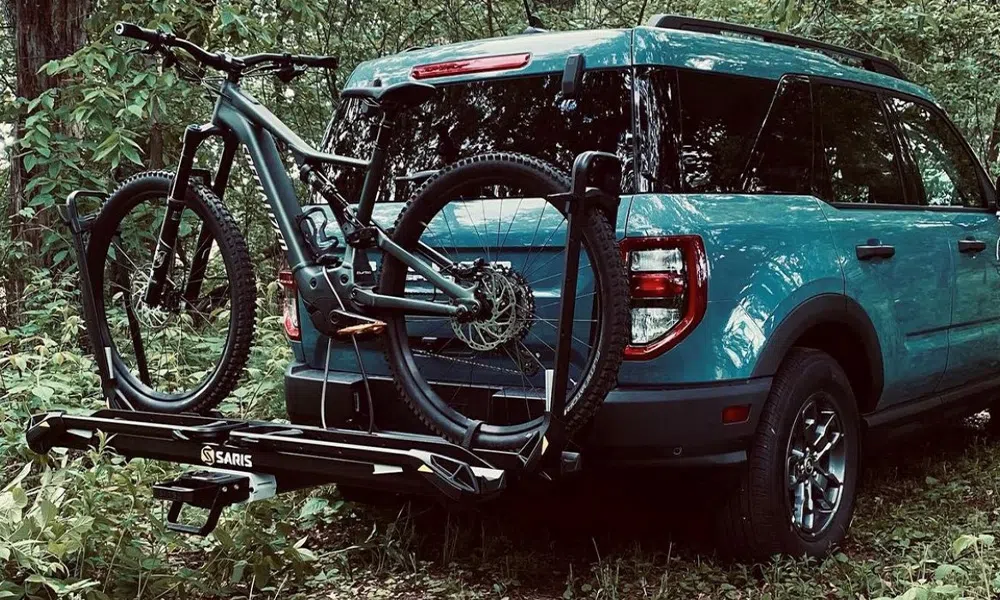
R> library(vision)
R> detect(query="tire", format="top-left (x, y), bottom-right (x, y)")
top-left (87, 171), bottom-right (256, 413)
top-left (379, 153), bottom-right (630, 450)
top-left (716, 348), bottom-right (861, 558)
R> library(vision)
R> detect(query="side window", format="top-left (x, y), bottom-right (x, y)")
top-left (676, 70), bottom-right (776, 193)
top-left (635, 69), bottom-right (811, 195)
top-left (635, 67), bottom-right (681, 193)
top-left (888, 98), bottom-right (986, 208)
top-left (816, 85), bottom-right (905, 205)
top-left (742, 77), bottom-right (814, 195)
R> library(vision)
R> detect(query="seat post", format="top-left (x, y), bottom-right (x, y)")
top-left (356, 110), bottom-right (395, 224)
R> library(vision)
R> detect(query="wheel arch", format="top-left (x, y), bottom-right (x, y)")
top-left (751, 294), bottom-right (883, 414)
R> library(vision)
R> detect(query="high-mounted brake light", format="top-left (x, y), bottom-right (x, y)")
top-left (278, 270), bottom-right (301, 341)
top-left (620, 236), bottom-right (707, 359)
top-left (411, 53), bottom-right (531, 80)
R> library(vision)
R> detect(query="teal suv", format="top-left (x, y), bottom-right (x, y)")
top-left (278, 16), bottom-right (1000, 557)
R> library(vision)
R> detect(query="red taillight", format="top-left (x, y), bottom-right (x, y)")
top-left (278, 270), bottom-right (301, 341)
top-left (630, 272), bottom-right (686, 298)
top-left (620, 236), bottom-right (707, 360)
top-left (411, 53), bottom-right (531, 80)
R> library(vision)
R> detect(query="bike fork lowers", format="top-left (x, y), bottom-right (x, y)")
top-left (143, 124), bottom-right (221, 307)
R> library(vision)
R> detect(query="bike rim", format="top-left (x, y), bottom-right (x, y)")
top-left (97, 193), bottom-right (235, 401)
top-left (391, 185), bottom-right (605, 432)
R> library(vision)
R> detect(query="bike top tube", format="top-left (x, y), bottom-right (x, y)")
top-left (219, 82), bottom-right (370, 171)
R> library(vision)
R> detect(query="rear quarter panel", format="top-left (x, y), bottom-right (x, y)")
top-left (620, 193), bottom-right (844, 384)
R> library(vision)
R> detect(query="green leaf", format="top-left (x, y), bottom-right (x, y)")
top-left (930, 584), bottom-right (961, 597)
top-left (31, 385), bottom-right (54, 401)
top-left (898, 586), bottom-right (929, 600)
top-left (298, 497), bottom-right (328, 519)
top-left (933, 563), bottom-right (966, 582)
top-left (120, 145), bottom-right (142, 166)
top-left (230, 560), bottom-right (247, 583)
top-left (23, 153), bottom-right (37, 173)
top-left (952, 534), bottom-right (978, 558)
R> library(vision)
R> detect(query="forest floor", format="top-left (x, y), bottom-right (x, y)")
top-left (5, 299), bottom-right (1000, 599)
top-left (271, 414), bottom-right (1000, 600)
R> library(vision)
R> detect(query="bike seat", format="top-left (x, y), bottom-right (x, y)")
top-left (341, 81), bottom-right (437, 110)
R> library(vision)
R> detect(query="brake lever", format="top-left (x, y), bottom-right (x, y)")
top-left (161, 48), bottom-right (177, 70)
top-left (276, 64), bottom-right (307, 84)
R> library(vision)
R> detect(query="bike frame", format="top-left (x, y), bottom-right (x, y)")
top-left (145, 79), bottom-right (477, 319)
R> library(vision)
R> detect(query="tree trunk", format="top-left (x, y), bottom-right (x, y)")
top-left (986, 102), bottom-right (1000, 174)
top-left (7, 0), bottom-right (90, 322)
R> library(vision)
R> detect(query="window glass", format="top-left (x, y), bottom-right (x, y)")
top-left (816, 85), bottom-right (904, 205)
top-left (676, 70), bottom-right (776, 193)
top-left (636, 68), bottom-right (800, 194)
top-left (635, 67), bottom-right (681, 193)
top-left (324, 70), bottom-right (633, 203)
top-left (889, 98), bottom-right (985, 208)
top-left (742, 77), bottom-right (814, 195)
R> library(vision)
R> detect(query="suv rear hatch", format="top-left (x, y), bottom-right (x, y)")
top-left (307, 29), bottom-right (634, 392)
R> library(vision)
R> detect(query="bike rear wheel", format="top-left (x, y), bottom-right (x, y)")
top-left (380, 153), bottom-right (629, 450)
top-left (86, 171), bottom-right (256, 413)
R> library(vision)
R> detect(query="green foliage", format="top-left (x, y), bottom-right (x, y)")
top-left (4, 0), bottom-right (1000, 597)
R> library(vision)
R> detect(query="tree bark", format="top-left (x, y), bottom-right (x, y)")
top-left (7, 0), bottom-right (90, 322)
top-left (986, 102), bottom-right (1000, 173)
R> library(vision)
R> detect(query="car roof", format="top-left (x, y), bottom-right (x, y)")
top-left (344, 25), bottom-right (935, 105)
top-left (633, 26), bottom-right (935, 103)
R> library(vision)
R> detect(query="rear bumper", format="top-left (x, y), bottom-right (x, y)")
top-left (284, 362), bottom-right (771, 468)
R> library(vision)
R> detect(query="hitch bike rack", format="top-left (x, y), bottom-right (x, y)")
top-left (26, 151), bottom-right (622, 536)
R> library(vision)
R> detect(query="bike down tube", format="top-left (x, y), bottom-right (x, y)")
top-left (212, 88), bottom-right (312, 271)
top-left (217, 81), bottom-right (477, 314)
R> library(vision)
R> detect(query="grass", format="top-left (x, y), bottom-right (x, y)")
top-left (276, 415), bottom-right (1000, 599)
top-left (5, 274), bottom-right (1000, 599)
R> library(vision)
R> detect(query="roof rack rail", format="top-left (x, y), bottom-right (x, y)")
top-left (646, 14), bottom-right (908, 82)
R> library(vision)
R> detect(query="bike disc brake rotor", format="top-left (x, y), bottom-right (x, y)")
top-left (451, 264), bottom-right (535, 352)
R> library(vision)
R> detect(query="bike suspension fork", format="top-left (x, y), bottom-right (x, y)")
top-left (181, 134), bottom-right (238, 308)
top-left (143, 124), bottom-right (220, 307)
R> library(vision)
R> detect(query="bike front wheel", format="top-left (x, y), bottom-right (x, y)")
top-left (380, 153), bottom-right (630, 450)
top-left (86, 171), bottom-right (256, 413)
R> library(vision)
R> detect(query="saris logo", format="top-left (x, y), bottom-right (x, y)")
top-left (200, 445), bottom-right (253, 468)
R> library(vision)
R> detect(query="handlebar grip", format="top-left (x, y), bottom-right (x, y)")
top-left (114, 22), bottom-right (161, 44)
top-left (298, 55), bottom-right (339, 69)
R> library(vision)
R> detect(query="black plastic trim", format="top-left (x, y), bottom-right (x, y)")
top-left (865, 372), bottom-right (1000, 431)
top-left (751, 294), bottom-right (884, 408)
top-left (285, 364), bottom-right (771, 467)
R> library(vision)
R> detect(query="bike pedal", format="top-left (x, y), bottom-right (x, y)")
top-left (336, 320), bottom-right (386, 337)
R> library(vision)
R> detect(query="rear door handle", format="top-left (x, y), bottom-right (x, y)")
top-left (958, 239), bottom-right (987, 254)
top-left (856, 239), bottom-right (895, 260)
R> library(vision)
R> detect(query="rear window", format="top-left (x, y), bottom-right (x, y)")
top-left (323, 69), bottom-right (634, 203)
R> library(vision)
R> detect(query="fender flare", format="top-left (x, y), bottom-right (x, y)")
top-left (750, 294), bottom-right (883, 406)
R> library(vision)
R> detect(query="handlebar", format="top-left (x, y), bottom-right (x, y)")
top-left (114, 22), bottom-right (338, 76)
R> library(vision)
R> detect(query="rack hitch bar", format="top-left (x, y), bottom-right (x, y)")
top-left (26, 409), bottom-right (547, 533)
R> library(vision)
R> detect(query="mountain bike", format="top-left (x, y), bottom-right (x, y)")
top-left (92, 22), bottom-right (629, 450)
